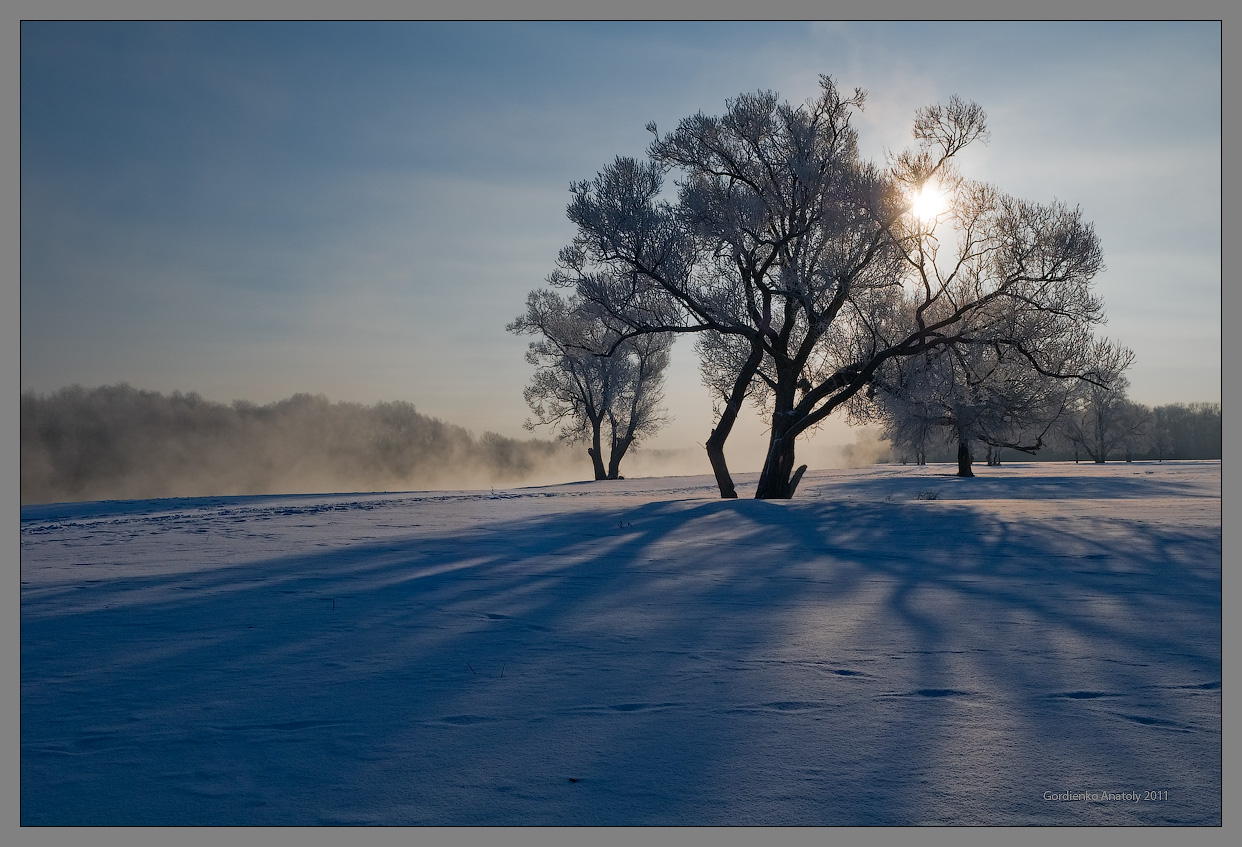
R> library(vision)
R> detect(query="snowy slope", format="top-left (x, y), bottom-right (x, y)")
top-left (20, 462), bottom-right (1222, 825)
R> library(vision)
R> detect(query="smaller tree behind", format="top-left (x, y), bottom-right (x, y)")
top-left (508, 289), bottom-right (671, 480)
top-left (1053, 341), bottom-right (1148, 463)
top-left (856, 314), bottom-right (1102, 477)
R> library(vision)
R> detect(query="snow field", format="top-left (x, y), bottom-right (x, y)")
top-left (20, 462), bottom-right (1222, 825)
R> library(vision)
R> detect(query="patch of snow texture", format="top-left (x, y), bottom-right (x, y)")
top-left (21, 462), bottom-right (1221, 825)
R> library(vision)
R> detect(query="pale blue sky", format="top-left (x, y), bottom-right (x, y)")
top-left (20, 22), bottom-right (1221, 466)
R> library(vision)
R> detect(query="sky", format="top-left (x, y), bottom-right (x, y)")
top-left (19, 21), bottom-right (1222, 470)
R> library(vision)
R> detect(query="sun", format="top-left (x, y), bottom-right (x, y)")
top-left (909, 183), bottom-right (947, 224)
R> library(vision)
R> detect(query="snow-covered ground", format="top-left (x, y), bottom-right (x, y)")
top-left (20, 461), bottom-right (1221, 825)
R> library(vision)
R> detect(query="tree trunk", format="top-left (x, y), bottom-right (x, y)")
top-left (588, 423), bottom-right (607, 480)
top-left (705, 428), bottom-right (738, 498)
top-left (956, 440), bottom-right (974, 477)
top-left (756, 433), bottom-right (798, 498)
top-left (755, 377), bottom-right (802, 499)
top-left (606, 435), bottom-right (633, 480)
top-left (703, 339), bottom-right (765, 499)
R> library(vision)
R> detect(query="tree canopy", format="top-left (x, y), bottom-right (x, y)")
top-left (540, 75), bottom-right (1121, 497)
top-left (508, 289), bottom-right (671, 480)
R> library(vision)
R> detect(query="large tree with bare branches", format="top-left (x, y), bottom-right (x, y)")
top-left (550, 75), bottom-right (1113, 498)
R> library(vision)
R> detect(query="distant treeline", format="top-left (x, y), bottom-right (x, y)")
top-left (886, 402), bottom-right (1222, 465)
top-left (1147, 403), bottom-right (1225, 460)
top-left (21, 384), bottom-right (581, 504)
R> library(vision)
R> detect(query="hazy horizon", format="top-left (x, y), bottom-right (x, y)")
top-left (20, 22), bottom-right (1222, 469)
top-left (20, 382), bottom-right (908, 504)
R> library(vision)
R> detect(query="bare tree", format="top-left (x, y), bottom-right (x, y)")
top-left (858, 319), bottom-right (1103, 477)
top-left (887, 414), bottom-right (950, 466)
top-left (1150, 405), bottom-right (1175, 462)
top-left (560, 76), bottom-right (1109, 498)
top-left (508, 289), bottom-right (671, 480)
top-left (1149, 402), bottom-right (1222, 461)
top-left (1053, 340), bottom-right (1147, 463)
top-left (1057, 383), bottom-right (1150, 464)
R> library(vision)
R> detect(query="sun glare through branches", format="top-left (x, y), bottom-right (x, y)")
top-left (909, 183), bottom-right (947, 224)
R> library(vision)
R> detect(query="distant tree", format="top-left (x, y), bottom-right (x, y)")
top-left (559, 76), bottom-right (1109, 498)
top-left (865, 363), bottom-right (949, 466)
top-left (854, 290), bottom-right (1116, 476)
top-left (1054, 341), bottom-right (1149, 463)
top-left (1148, 402), bottom-right (1222, 460)
top-left (508, 289), bottom-right (671, 480)
top-left (1183, 402), bottom-right (1223, 458)
top-left (860, 341), bottom-right (1081, 477)
top-left (1118, 402), bottom-right (1153, 462)
top-left (1150, 404), bottom-right (1175, 461)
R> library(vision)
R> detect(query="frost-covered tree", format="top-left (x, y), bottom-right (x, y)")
top-left (859, 346), bottom-right (1057, 476)
top-left (1052, 340), bottom-right (1147, 463)
top-left (1057, 382), bottom-right (1149, 464)
top-left (556, 77), bottom-right (908, 498)
top-left (559, 76), bottom-right (1108, 498)
top-left (885, 408), bottom-right (951, 466)
top-left (1150, 405), bottom-right (1175, 462)
top-left (508, 289), bottom-right (671, 480)
top-left (1149, 402), bottom-right (1221, 461)
top-left (858, 319), bottom-right (1112, 476)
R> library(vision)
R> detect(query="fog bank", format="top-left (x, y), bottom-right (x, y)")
top-left (20, 385), bottom-right (602, 504)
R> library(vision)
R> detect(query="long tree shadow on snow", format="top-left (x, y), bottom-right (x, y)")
top-left (21, 488), bottom-right (1222, 825)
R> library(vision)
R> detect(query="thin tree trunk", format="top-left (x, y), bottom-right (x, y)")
top-left (704, 340), bottom-right (765, 499)
top-left (606, 436), bottom-right (632, 480)
top-left (588, 422), bottom-right (607, 480)
top-left (705, 429), bottom-right (738, 498)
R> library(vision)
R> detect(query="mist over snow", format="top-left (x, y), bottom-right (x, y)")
top-left (18, 384), bottom-right (685, 505)
top-left (20, 383), bottom-right (874, 506)
top-left (20, 462), bottom-right (1221, 825)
